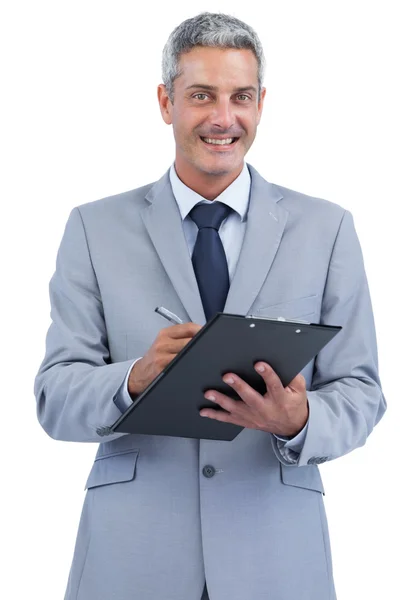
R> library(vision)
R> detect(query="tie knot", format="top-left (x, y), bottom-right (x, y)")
top-left (189, 201), bottom-right (231, 231)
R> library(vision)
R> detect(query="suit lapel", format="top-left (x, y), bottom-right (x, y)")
top-left (224, 164), bottom-right (288, 315)
top-left (140, 171), bottom-right (207, 324)
top-left (140, 163), bottom-right (288, 325)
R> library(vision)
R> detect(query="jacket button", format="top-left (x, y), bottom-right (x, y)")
top-left (202, 465), bottom-right (216, 478)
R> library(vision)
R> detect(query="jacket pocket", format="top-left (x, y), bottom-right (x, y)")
top-left (280, 463), bottom-right (325, 494)
top-left (84, 449), bottom-right (139, 490)
top-left (253, 294), bottom-right (318, 320)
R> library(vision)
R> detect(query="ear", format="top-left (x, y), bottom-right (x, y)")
top-left (257, 87), bottom-right (267, 125)
top-left (157, 84), bottom-right (173, 125)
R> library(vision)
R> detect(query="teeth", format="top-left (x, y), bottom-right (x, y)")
top-left (202, 137), bottom-right (235, 145)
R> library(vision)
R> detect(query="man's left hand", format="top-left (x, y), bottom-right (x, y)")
top-left (200, 362), bottom-right (309, 438)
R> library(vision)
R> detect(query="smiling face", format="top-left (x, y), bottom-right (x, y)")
top-left (158, 46), bottom-right (266, 199)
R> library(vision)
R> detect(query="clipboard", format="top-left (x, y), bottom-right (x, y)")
top-left (111, 313), bottom-right (341, 441)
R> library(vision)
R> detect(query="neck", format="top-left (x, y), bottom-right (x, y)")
top-left (174, 158), bottom-right (244, 200)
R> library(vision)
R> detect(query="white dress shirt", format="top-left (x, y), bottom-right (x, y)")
top-left (117, 161), bottom-right (308, 463)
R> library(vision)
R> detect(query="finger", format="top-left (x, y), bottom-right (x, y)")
top-left (162, 337), bottom-right (193, 353)
top-left (204, 391), bottom-right (243, 415)
top-left (167, 323), bottom-right (202, 338)
top-left (221, 373), bottom-right (264, 409)
top-left (254, 363), bottom-right (284, 396)
top-left (199, 407), bottom-right (245, 426)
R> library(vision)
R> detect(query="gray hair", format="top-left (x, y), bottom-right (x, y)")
top-left (161, 12), bottom-right (266, 104)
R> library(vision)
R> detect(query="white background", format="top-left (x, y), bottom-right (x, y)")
top-left (1, 1), bottom-right (399, 598)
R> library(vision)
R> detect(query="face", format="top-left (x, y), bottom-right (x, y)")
top-left (158, 46), bottom-right (266, 191)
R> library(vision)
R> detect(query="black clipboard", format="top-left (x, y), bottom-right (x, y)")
top-left (111, 313), bottom-right (341, 441)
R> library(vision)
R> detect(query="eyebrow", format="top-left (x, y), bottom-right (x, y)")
top-left (185, 84), bottom-right (257, 94)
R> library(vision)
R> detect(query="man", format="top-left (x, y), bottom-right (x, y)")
top-left (34, 11), bottom-right (386, 600)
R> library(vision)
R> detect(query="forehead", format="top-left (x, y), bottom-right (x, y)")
top-left (176, 46), bottom-right (258, 90)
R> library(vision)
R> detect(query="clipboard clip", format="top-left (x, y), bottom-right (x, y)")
top-left (245, 315), bottom-right (311, 324)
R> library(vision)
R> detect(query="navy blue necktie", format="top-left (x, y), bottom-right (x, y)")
top-left (189, 201), bottom-right (231, 322)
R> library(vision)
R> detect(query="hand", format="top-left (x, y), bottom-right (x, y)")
top-left (200, 362), bottom-right (309, 438)
top-left (128, 322), bottom-right (202, 397)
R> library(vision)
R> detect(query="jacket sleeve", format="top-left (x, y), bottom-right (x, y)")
top-left (34, 207), bottom-right (134, 443)
top-left (271, 209), bottom-right (387, 467)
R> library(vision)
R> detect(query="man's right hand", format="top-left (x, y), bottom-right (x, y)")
top-left (128, 322), bottom-right (203, 397)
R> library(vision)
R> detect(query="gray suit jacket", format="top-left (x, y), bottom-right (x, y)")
top-left (34, 163), bottom-right (386, 600)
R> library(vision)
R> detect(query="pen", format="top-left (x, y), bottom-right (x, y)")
top-left (155, 306), bottom-right (184, 325)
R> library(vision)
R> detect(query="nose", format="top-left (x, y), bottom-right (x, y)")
top-left (210, 96), bottom-right (235, 132)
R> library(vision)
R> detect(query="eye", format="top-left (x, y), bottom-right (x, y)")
top-left (192, 93), bottom-right (251, 102)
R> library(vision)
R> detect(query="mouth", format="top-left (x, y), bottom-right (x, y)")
top-left (199, 136), bottom-right (240, 151)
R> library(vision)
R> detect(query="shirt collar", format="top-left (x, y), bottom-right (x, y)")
top-left (169, 161), bottom-right (251, 223)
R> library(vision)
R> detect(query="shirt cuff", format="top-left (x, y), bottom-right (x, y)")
top-left (113, 357), bottom-right (142, 413)
top-left (273, 420), bottom-right (309, 464)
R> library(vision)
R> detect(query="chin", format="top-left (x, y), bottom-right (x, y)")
top-left (206, 166), bottom-right (236, 176)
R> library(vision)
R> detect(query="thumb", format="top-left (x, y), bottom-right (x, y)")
top-left (288, 373), bottom-right (306, 393)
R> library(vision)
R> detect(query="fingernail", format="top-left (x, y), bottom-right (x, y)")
top-left (255, 364), bottom-right (265, 373)
top-left (223, 376), bottom-right (235, 384)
